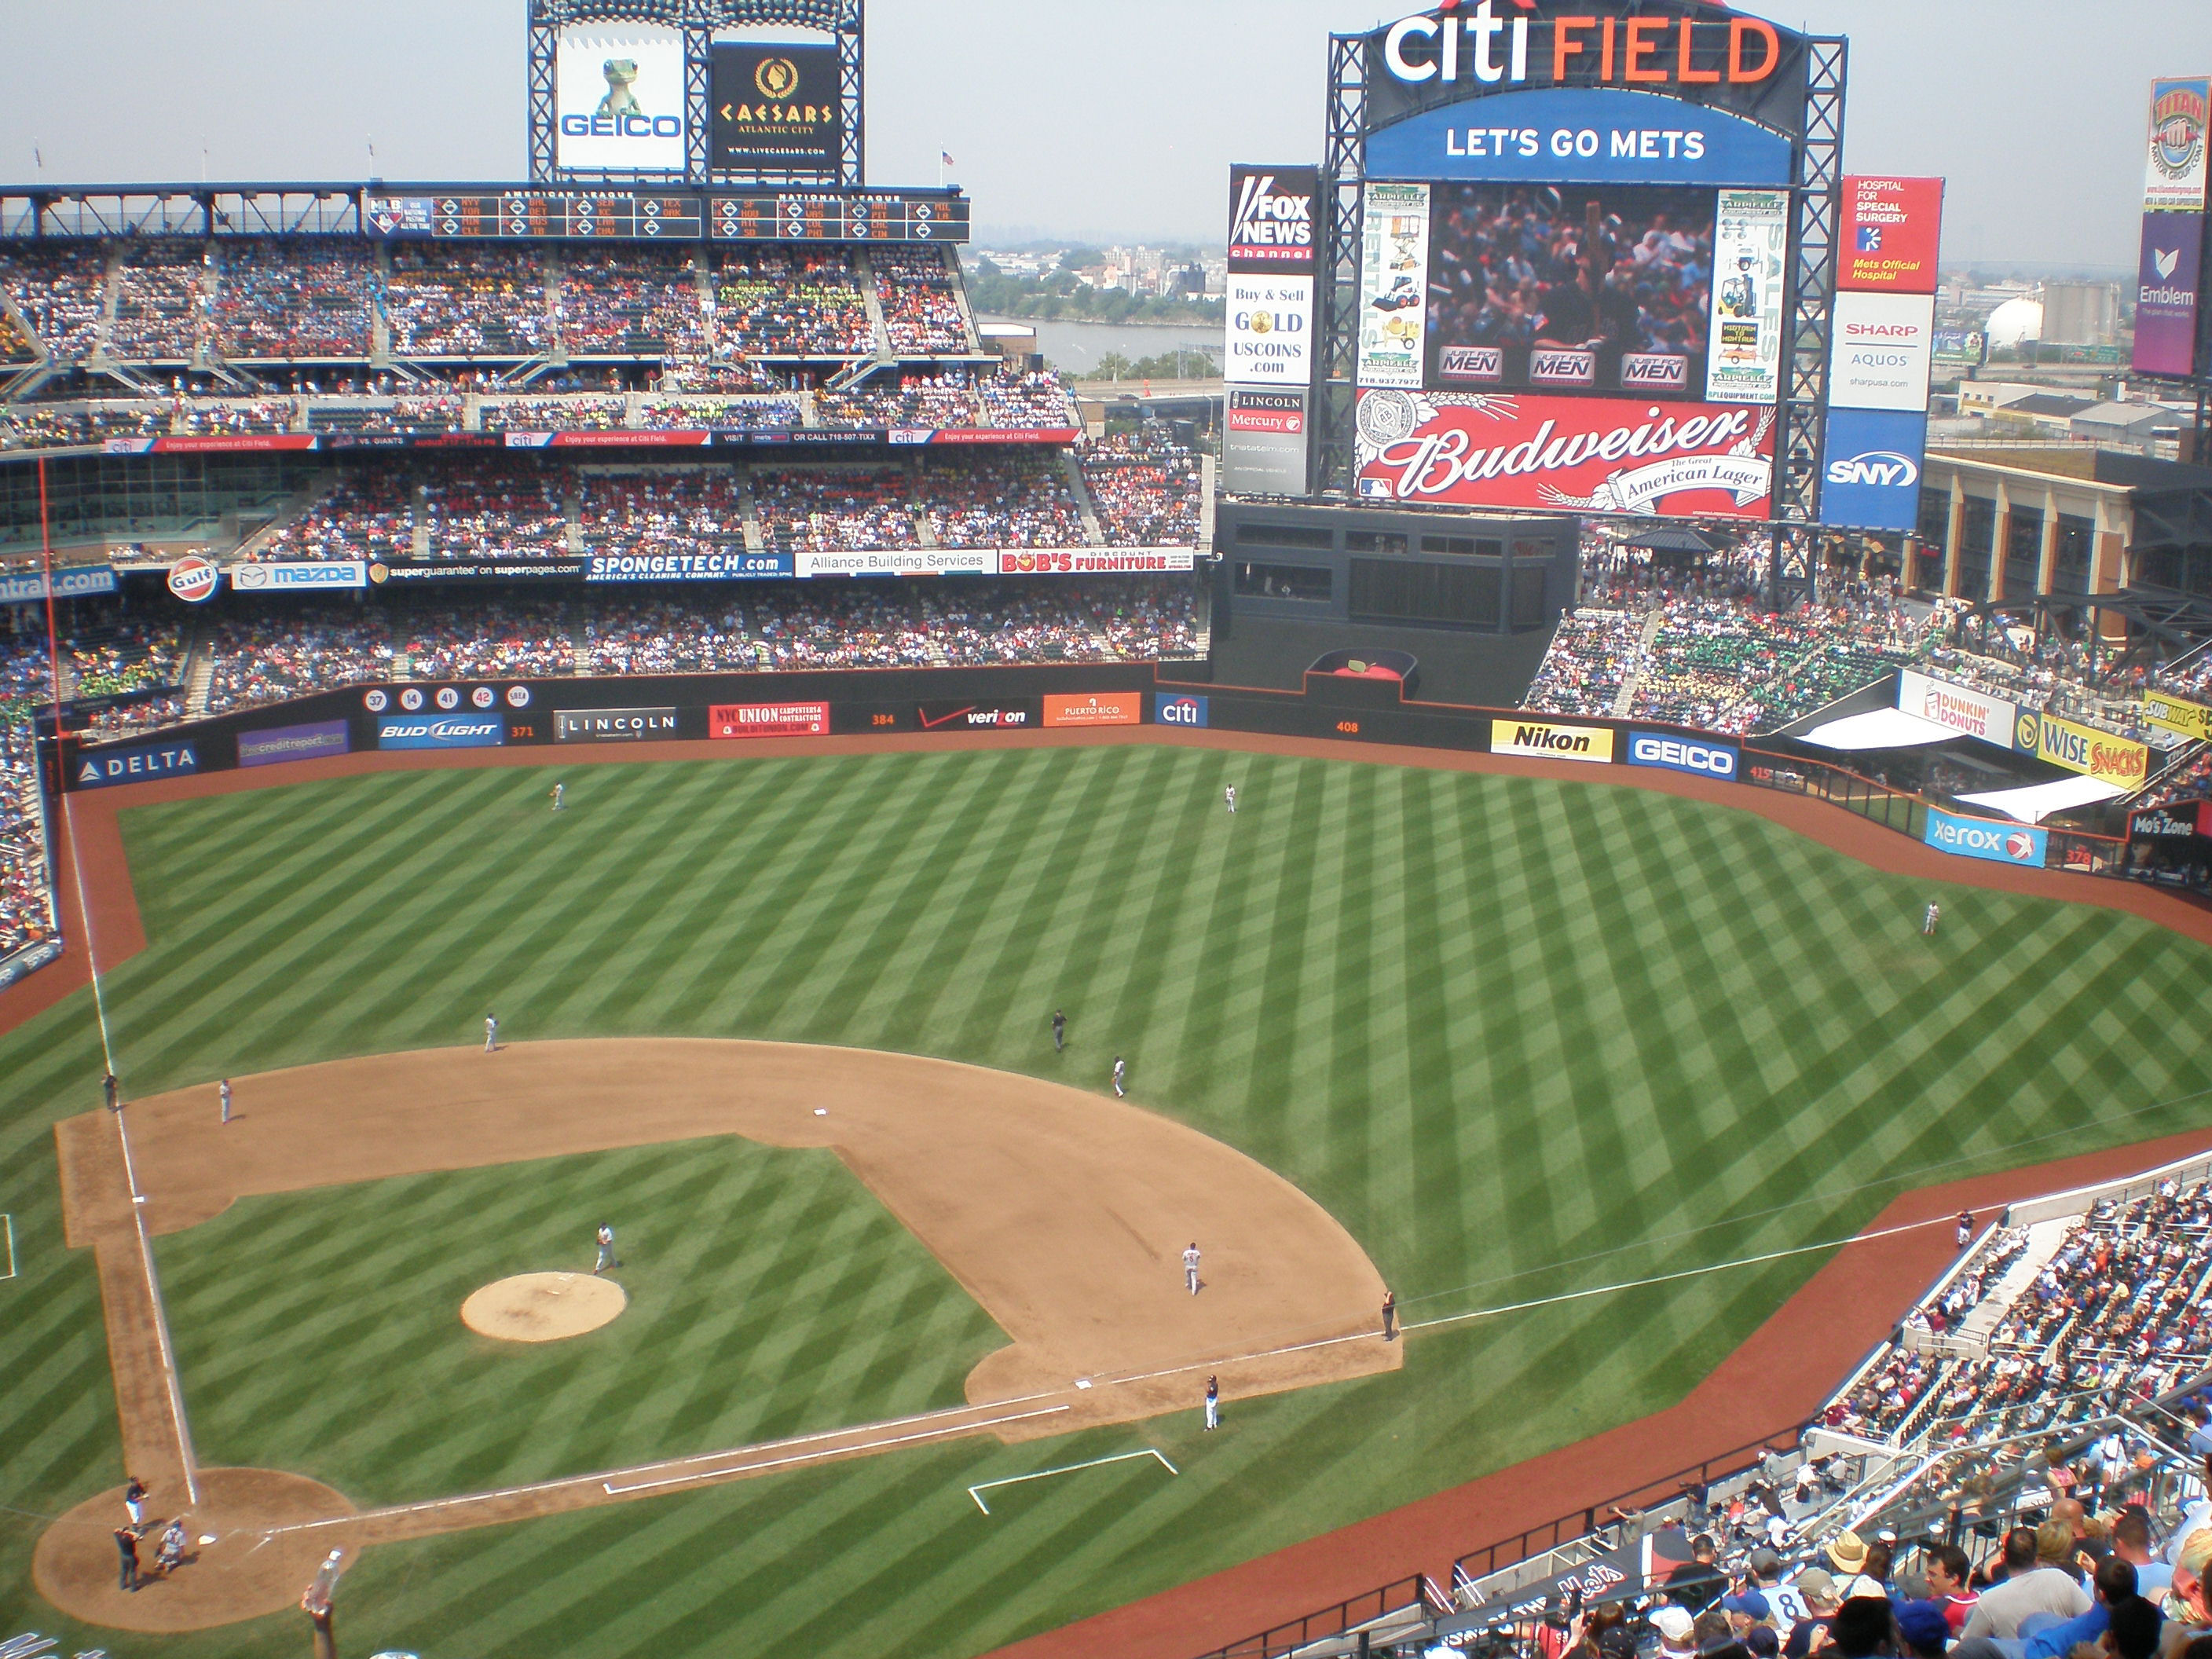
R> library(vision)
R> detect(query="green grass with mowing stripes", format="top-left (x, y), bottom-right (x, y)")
top-left (2, 742), bottom-right (2210, 1659)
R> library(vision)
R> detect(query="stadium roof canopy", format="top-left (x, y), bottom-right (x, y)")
top-left (1796, 708), bottom-right (1960, 750)
top-left (1955, 776), bottom-right (2126, 823)
top-left (1618, 526), bottom-right (1722, 556)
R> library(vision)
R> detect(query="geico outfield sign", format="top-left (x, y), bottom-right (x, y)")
top-left (1626, 731), bottom-right (1737, 778)
top-left (1490, 719), bottom-right (1614, 763)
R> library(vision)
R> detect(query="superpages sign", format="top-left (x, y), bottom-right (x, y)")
top-left (1354, 389), bottom-right (1773, 518)
top-left (1227, 167), bottom-right (1320, 272)
top-left (1364, 0), bottom-right (1811, 141)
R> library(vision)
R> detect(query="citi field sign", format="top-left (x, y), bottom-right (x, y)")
top-left (1363, 0), bottom-right (1814, 145)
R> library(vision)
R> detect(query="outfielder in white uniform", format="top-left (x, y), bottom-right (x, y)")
top-left (1225, 785), bottom-right (1236, 813)
top-left (218, 1079), bottom-right (233, 1124)
top-left (551, 782), bottom-right (564, 811)
top-left (1183, 1241), bottom-right (1201, 1295)
top-left (594, 1224), bottom-right (617, 1273)
top-left (485, 1015), bottom-right (499, 1053)
top-left (1203, 1375), bottom-right (1219, 1430)
top-left (1111, 1056), bottom-right (1126, 1097)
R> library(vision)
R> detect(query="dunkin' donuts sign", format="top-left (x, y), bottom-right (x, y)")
top-left (1354, 390), bottom-right (1774, 518)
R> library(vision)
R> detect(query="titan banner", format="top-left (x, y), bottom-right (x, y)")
top-left (1838, 178), bottom-right (1943, 293)
top-left (2133, 214), bottom-right (2203, 379)
top-left (1706, 188), bottom-right (1788, 405)
top-left (555, 27), bottom-right (687, 174)
top-left (2144, 77), bottom-right (2210, 212)
top-left (1224, 387), bottom-right (1311, 496)
top-left (710, 45), bottom-right (841, 173)
top-left (1829, 291), bottom-right (1936, 412)
top-left (1353, 389), bottom-right (1773, 518)
top-left (1357, 183), bottom-right (1432, 388)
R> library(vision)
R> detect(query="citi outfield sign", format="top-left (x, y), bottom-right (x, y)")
top-left (1382, 2), bottom-right (1787, 90)
top-left (1825, 450), bottom-right (1919, 489)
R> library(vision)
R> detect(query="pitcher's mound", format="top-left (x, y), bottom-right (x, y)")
top-left (463, 1272), bottom-right (626, 1342)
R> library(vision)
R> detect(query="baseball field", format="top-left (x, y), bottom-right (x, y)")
top-left (4, 736), bottom-right (2212, 1658)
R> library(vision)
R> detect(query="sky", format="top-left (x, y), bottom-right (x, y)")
top-left (0, 2), bottom-right (2207, 271)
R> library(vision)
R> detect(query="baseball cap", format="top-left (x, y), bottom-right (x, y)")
top-left (1894, 1600), bottom-right (1951, 1655)
top-left (1654, 1606), bottom-right (1697, 1646)
top-left (1720, 1591), bottom-right (1773, 1622)
top-left (1744, 1627), bottom-right (1781, 1658)
top-left (1792, 1567), bottom-right (1840, 1607)
top-left (1749, 1547), bottom-right (1783, 1577)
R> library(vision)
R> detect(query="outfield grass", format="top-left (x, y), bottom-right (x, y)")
top-left (2, 742), bottom-right (2210, 1659)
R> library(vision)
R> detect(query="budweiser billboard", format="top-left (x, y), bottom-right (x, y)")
top-left (1353, 389), bottom-right (1773, 518)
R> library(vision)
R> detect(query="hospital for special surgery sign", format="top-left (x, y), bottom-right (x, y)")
top-left (1353, 389), bottom-right (1774, 518)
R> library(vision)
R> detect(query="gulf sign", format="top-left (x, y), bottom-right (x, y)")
top-left (1490, 719), bottom-right (1613, 764)
top-left (1627, 731), bottom-right (1736, 778)
top-left (1838, 178), bottom-right (1943, 295)
top-left (1924, 808), bottom-right (2046, 868)
top-left (1354, 390), bottom-right (1772, 518)
top-left (2027, 712), bottom-right (2149, 791)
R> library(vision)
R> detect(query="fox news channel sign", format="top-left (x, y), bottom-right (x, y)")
top-left (1224, 165), bottom-right (1321, 496)
top-left (555, 27), bottom-right (687, 174)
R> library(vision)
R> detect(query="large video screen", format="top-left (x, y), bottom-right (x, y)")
top-left (1423, 182), bottom-right (1715, 398)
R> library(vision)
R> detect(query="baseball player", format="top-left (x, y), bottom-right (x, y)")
top-left (123, 1475), bottom-right (147, 1528)
top-left (1382, 1288), bottom-right (1397, 1341)
top-left (1225, 784), bottom-right (1236, 814)
top-left (594, 1223), bottom-right (617, 1274)
top-left (156, 1516), bottom-right (187, 1577)
top-left (1111, 1056), bottom-right (1126, 1097)
top-left (103, 1071), bottom-right (119, 1112)
top-left (485, 1015), bottom-right (499, 1053)
top-left (1203, 1375), bottom-right (1219, 1431)
top-left (218, 1078), bottom-right (233, 1125)
top-left (1052, 1009), bottom-right (1066, 1052)
top-left (1956, 1210), bottom-right (1976, 1250)
top-left (551, 782), bottom-right (565, 812)
top-left (115, 1526), bottom-right (141, 1592)
top-left (1183, 1240), bottom-right (1201, 1296)
top-left (1923, 901), bottom-right (1941, 936)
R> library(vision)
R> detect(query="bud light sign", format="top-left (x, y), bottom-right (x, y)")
top-left (1923, 808), bottom-right (2046, 867)
top-left (1155, 694), bottom-right (1210, 728)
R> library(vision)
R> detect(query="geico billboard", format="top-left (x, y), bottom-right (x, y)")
top-left (1362, 2), bottom-right (1812, 144)
top-left (555, 27), bottom-right (686, 174)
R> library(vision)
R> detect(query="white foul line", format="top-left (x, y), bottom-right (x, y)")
top-left (112, 1110), bottom-right (200, 1507)
top-left (602, 1404), bottom-right (1072, 1496)
top-left (1, 1214), bottom-right (14, 1281)
top-left (968, 1448), bottom-right (1177, 1514)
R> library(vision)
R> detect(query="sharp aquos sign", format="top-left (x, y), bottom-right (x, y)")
top-left (1353, 390), bottom-right (1773, 518)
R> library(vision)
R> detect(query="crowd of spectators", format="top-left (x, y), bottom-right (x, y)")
top-left (979, 368), bottom-right (1078, 429)
top-left (746, 580), bottom-right (1201, 669)
top-left (212, 239), bottom-right (377, 360)
top-left (385, 247), bottom-right (551, 357)
top-left (0, 309), bottom-right (33, 362)
top-left (635, 396), bottom-right (800, 430)
top-left (556, 251), bottom-right (708, 357)
top-left (1821, 1176), bottom-right (2212, 1449)
top-left (925, 455), bottom-right (1087, 548)
top-left (713, 248), bottom-right (873, 357)
top-left (0, 714), bottom-right (54, 965)
top-left (874, 247), bottom-right (970, 353)
top-left (110, 242), bottom-right (210, 361)
top-left (419, 464), bottom-right (568, 561)
top-left (253, 476), bottom-right (416, 564)
top-left (482, 396), bottom-right (627, 432)
top-left (0, 245), bottom-right (113, 361)
top-left (579, 597), bottom-right (755, 675)
top-left (305, 396), bottom-right (465, 438)
top-left (1522, 607), bottom-right (1649, 716)
top-left (68, 620), bottom-right (184, 700)
top-left (753, 467), bottom-right (917, 555)
top-left (1079, 427), bottom-right (1202, 546)
top-left (203, 606), bottom-right (396, 712)
top-left (576, 471), bottom-right (744, 555)
top-left (816, 373), bottom-right (983, 430)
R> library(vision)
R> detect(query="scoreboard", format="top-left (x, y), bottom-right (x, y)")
top-left (710, 193), bottom-right (969, 243)
top-left (364, 192), bottom-right (704, 240)
top-left (361, 189), bottom-right (969, 244)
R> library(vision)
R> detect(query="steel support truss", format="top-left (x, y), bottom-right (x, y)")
top-left (1313, 32), bottom-right (1368, 499)
top-left (1770, 34), bottom-right (1847, 606)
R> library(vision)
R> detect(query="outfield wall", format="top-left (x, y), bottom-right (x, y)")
top-left (45, 662), bottom-right (2135, 882)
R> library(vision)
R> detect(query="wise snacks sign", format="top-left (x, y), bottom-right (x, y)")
top-left (1354, 390), bottom-right (1773, 518)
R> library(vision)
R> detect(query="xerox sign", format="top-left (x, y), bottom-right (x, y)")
top-left (1627, 731), bottom-right (1736, 778)
top-left (1923, 808), bottom-right (2045, 867)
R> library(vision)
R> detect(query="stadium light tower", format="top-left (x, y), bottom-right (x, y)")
top-left (526, 0), bottom-right (864, 189)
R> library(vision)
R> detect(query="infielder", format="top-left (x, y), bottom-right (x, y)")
top-left (1052, 1009), bottom-right (1066, 1051)
top-left (218, 1078), bottom-right (233, 1125)
top-left (1111, 1055), bottom-right (1126, 1097)
top-left (1225, 784), bottom-right (1236, 814)
top-left (594, 1223), bottom-right (617, 1273)
top-left (551, 782), bottom-right (565, 811)
top-left (1382, 1287), bottom-right (1397, 1341)
top-left (1203, 1375), bottom-right (1219, 1431)
top-left (485, 1015), bottom-right (499, 1053)
top-left (1183, 1240), bottom-right (1201, 1295)
top-left (1956, 1210), bottom-right (1976, 1249)
top-left (1923, 901), bottom-right (1941, 936)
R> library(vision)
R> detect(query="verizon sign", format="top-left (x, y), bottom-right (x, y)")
top-left (1353, 390), bottom-right (1773, 518)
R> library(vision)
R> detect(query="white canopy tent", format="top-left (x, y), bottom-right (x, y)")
top-left (1798, 708), bottom-right (1961, 751)
top-left (1954, 775), bottom-right (2126, 824)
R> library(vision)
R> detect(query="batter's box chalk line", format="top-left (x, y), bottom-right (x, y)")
top-left (967, 1448), bottom-right (1177, 1515)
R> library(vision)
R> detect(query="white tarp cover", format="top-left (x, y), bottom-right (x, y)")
top-left (1954, 775), bottom-right (2126, 824)
top-left (1800, 708), bottom-right (1961, 750)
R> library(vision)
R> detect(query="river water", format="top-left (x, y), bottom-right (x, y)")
top-left (978, 313), bottom-right (1222, 378)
